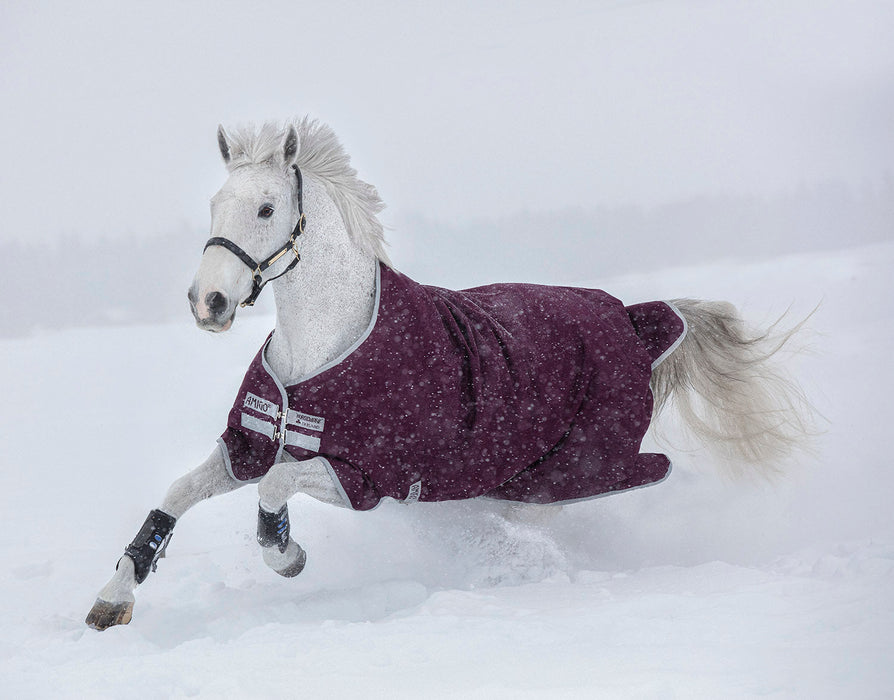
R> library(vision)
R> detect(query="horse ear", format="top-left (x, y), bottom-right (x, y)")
top-left (283, 126), bottom-right (298, 164)
top-left (217, 125), bottom-right (231, 164)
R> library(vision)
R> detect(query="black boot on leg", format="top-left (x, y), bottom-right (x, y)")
top-left (257, 503), bottom-right (306, 578)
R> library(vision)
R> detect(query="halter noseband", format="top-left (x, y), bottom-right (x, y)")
top-left (203, 165), bottom-right (306, 308)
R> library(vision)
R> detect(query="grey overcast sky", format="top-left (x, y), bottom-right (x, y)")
top-left (1, 0), bottom-right (892, 244)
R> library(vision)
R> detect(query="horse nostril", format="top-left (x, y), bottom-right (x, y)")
top-left (206, 291), bottom-right (228, 316)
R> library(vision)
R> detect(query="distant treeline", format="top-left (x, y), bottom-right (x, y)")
top-left (2, 180), bottom-right (891, 337)
top-left (1, 232), bottom-right (204, 337)
top-left (394, 178), bottom-right (894, 289)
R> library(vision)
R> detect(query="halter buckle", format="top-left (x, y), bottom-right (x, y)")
top-left (266, 248), bottom-right (289, 266)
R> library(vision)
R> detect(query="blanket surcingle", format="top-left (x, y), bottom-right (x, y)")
top-left (219, 262), bottom-right (687, 510)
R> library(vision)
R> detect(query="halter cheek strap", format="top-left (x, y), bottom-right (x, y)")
top-left (204, 165), bottom-right (306, 308)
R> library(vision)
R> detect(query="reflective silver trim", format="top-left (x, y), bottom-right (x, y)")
top-left (651, 302), bottom-right (689, 370)
top-left (285, 261), bottom-right (382, 387)
top-left (317, 456), bottom-right (354, 509)
top-left (243, 392), bottom-right (278, 420)
top-left (217, 438), bottom-right (236, 481)
top-left (284, 430), bottom-right (321, 452)
top-left (217, 438), bottom-right (263, 484)
top-left (240, 411), bottom-right (276, 440)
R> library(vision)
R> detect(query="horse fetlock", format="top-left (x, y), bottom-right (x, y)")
top-left (86, 541), bottom-right (140, 630)
top-left (261, 538), bottom-right (307, 578)
top-left (96, 555), bottom-right (138, 600)
top-left (124, 509), bottom-right (177, 584)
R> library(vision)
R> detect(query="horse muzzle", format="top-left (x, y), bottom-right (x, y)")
top-left (188, 287), bottom-right (236, 332)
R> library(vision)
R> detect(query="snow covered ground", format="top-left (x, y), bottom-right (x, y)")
top-left (1, 242), bottom-right (892, 698)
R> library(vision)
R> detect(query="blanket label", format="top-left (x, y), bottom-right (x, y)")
top-left (403, 480), bottom-right (422, 504)
top-left (287, 409), bottom-right (325, 432)
top-left (243, 392), bottom-right (278, 420)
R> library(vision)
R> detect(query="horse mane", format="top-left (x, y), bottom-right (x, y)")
top-left (223, 118), bottom-right (390, 265)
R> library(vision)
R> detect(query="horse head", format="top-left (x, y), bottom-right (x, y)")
top-left (189, 124), bottom-right (303, 332)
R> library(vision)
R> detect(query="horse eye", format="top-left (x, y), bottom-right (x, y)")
top-left (258, 204), bottom-right (275, 219)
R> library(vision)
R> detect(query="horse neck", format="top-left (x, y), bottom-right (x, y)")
top-left (265, 178), bottom-right (378, 383)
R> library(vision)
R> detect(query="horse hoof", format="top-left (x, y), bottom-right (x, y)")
top-left (276, 546), bottom-right (307, 578)
top-left (262, 539), bottom-right (307, 578)
top-left (85, 599), bottom-right (134, 630)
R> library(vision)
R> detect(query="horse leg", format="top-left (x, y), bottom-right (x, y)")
top-left (85, 446), bottom-right (241, 630)
top-left (255, 456), bottom-right (346, 577)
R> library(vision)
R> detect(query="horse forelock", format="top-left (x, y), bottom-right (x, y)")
top-left (222, 118), bottom-right (391, 265)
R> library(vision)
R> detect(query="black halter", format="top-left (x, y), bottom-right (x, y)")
top-left (204, 165), bottom-right (306, 307)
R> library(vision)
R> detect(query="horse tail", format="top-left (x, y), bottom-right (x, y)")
top-left (650, 299), bottom-right (814, 478)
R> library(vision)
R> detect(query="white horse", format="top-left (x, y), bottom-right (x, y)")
top-left (86, 118), bottom-right (812, 630)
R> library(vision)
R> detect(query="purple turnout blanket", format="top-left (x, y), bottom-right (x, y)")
top-left (219, 262), bottom-right (686, 510)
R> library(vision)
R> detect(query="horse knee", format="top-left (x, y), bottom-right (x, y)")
top-left (257, 462), bottom-right (300, 511)
top-left (162, 474), bottom-right (199, 519)
top-left (161, 453), bottom-right (237, 519)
